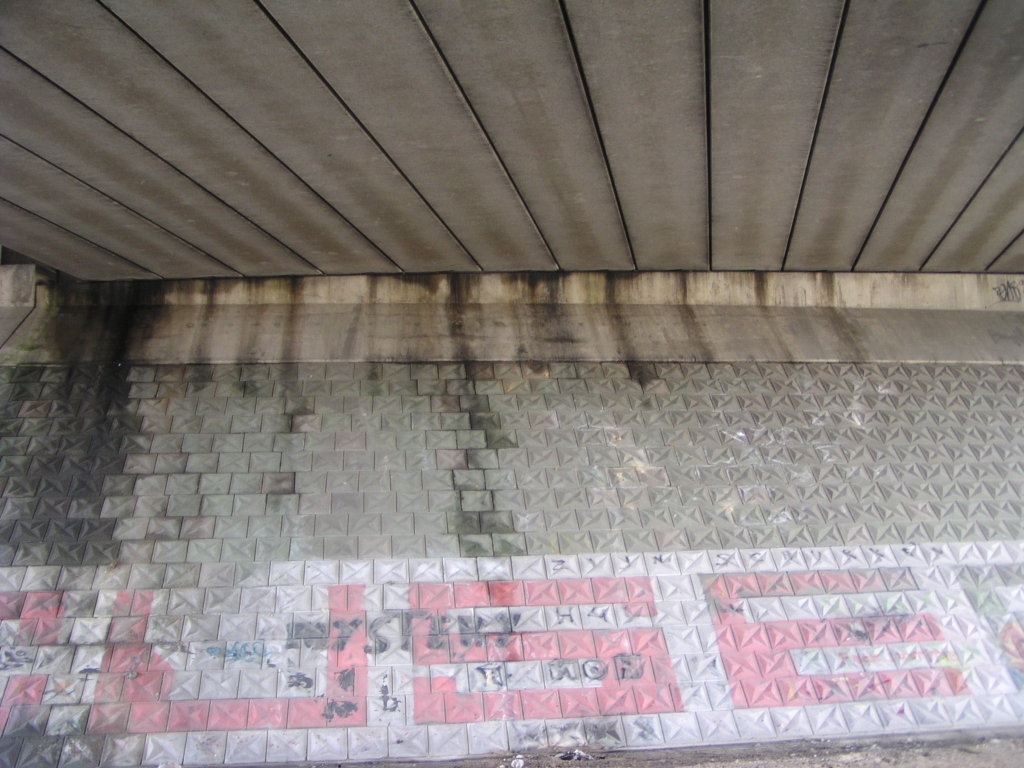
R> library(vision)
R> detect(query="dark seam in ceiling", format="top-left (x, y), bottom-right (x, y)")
top-left (256, 0), bottom-right (484, 273)
top-left (407, 0), bottom-right (551, 272)
top-left (702, 0), bottom-right (713, 271)
top-left (0, 133), bottom-right (243, 278)
top-left (849, 0), bottom-right (990, 272)
top-left (0, 46), bottom-right (315, 276)
top-left (986, 226), bottom-right (1024, 271)
top-left (558, 0), bottom-right (637, 271)
top-left (919, 120), bottom-right (1024, 272)
top-left (95, 0), bottom-right (395, 276)
top-left (0, 195), bottom-right (160, 279)
top-left (780, 0), bottom-right (850, 272)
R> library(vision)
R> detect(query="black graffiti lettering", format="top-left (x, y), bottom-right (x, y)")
top-left (614, 654), bottom-right (645, 681)
top-left (323, 699), bottom-right (358, 721)
top-left (336, 667), bottom-right (356, 694)
top-left (331, 617), bottom-right (363, 652)
top-left (581, 659), bottom-right (608, 682)
top-left (287, 672), bottom-right (314, 689)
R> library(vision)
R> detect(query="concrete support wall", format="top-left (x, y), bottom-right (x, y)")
top-left (2, 269), bottom-right (1024, 365)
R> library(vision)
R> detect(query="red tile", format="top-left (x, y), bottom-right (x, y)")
top-left (88, 703), bottom-right (130, 734)
top-left (910, 668), bottom-right (954, 697)
top-left (811, 675), bottom-right (852, 703)
top-left (522, 632), bottom-right (560, 661)
top-left (625, 577), bottom-right (657, 602)
top-left (288, 698), bottom-right (327, 728)
top-left (846, 673), bottom-right (886, 701)
top-left (849, 570), bottom-right (886, 592)
top-left (597, 686), bottom-right (637, 716)
top-left (109, 617), bottom-right (147, 645)
top-left (247, 699), bottom-right (288, 729)
top-left (127, 702), bottom-right (168, 734)
top-left (798, 620), bottom-right (837, 648)
top-left (483, 691), bottom-right (522, 721)
top-left (593, 629), bottom-right (632, 658)
top-left (32, 618), bottom-right (71, 645)
top-left (558, 630), bottom-right (596, 660)
top-left (523, 580), bottom-right (560, 606)
top-left (766, 621), bottom-right (802, 651)
top-left (557, 579), bottom-right (595, 605)
top-left (486, 633), bottom-right (523, 662)
top-left (131, 590), bottom-right (154, 616)
top-left (108, 590), bottom-right (134, 616)
top-left (633, 684), bottom-right (680, 714)
top-left (487, 581), bottom-right (524, 607)
top-left (120, 672), bottom-right (164, 703)
top-left (520, 689), bottom-right (561, 719)
top-left (167, 700), bottom-right (209, 732)
top-left (430, 671), bottom-right (461, 693)
top-left (0, 593), bottom-right (25, 620)
top-left (789, 572), bottom-right (824, 595)
top-left (412, 634), bottom-right (450, 665)
top-left (327, 585), bottom-right (351, 612)
top-left (899, 614), bottom-right (941, 642)
top-left (879, 670), bottom-right (920, 699)
top-left (591, 578), bottom-right (629, 603)
top-left (720, 652), bottom-right (761, 681)
top-left (703, 576), bottom-right (730, 599)
top-left (731, 623), bottom-right (770, 653)
top-left (21, 591), bottom-right (61, 619)
top-left (730, 574), bottom-right (761, 598)
top-left (819, 571), bottom-right (856, 593)
top-left (2, 675), bottom-right (45, 706)
top-left (742, 679), bottom-right (783, 708)
top-left (455, 581), bottom-right (490, 608)
top-left (712, 625), bottom-right (736, 651)
top-left (411, 678), bottom-right (446, 725)
top-left (944, 667), bottom-right (969, 695)
top-left (208, 699), bottom-right (249, 730)
top-left (831, 619), bottom-right (870, 646)
top-left (444, 692), bottom-right (483, 723)
top-left (776, 676), bottom-right (819, 705)
top-left (89, 674), bottom-right (124, 703)
top-left (757, 573), bottom-right (793, 596)
top-left (863, 616), bottom-right (901, 645)
top-left (109, 645), bottom-right (150, 674)
top-left (757, 651), bottom-right (796, 679)
top-left (629, 628), bottom-right (669, 656)
top-left (559, 688), bottom-right (600, 718)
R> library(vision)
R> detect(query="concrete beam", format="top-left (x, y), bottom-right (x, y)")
top-left (3, 271), bottom-right (1024, 366)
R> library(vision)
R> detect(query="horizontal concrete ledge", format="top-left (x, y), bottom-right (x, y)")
top-left (40, 270), bottom-right (1024, 311)
top-left (2, 269), bottom-right (1024, 365)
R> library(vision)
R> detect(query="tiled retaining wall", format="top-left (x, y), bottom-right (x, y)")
top-left (0, 361), bottom-right (1021, 766)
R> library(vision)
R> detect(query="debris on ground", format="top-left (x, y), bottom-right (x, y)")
top-left (558, 749), bottom-right (594, 761)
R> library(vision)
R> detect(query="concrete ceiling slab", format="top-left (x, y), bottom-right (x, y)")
top-left (1, 0), bottom-right (1023, 279)
top-left (0, 137), bottom-right (234, 278)
top-left (785, 0), bottom-right (979, 272)
top-left (417, 0), bottom-right (631, 271)
top-left (0, 198), bottom-right (154, 281)
top-left (263, 0), bottom-right (556, 272)
top-left (709, 0), bottom-right (844, 270)
top-left (0, 0), bottom-right (391, 276)
top-left (926, 128), bottom-right (1024, 271)
top-left (106, 0), bottom-right (477, 273)
top-left (0, 51), bottom-right (304, 278)
top-left (565, 0), bottom-right (708, 270)
top-left (856, 0), bottom-right (1024, 271)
